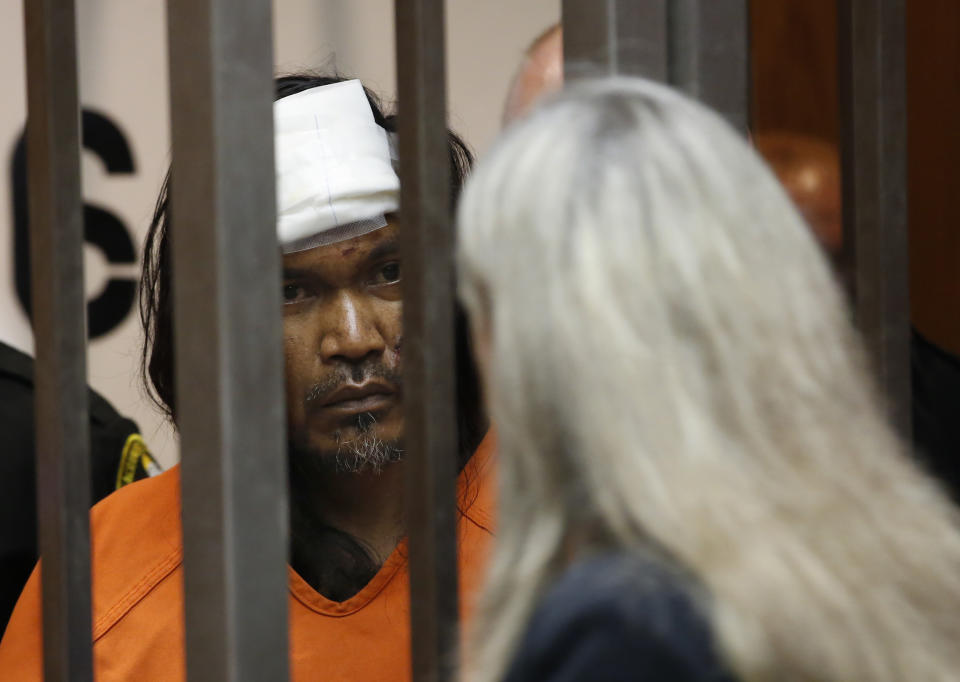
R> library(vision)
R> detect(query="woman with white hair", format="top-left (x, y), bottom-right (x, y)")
top-left (456, 78), bottom-right (960, 682)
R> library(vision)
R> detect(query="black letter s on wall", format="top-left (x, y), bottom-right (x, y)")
top-left (12, 109), bottom-right (138, 339)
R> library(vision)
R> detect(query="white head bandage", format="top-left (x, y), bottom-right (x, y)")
top-left (274, 79), bottom-right (399, 253)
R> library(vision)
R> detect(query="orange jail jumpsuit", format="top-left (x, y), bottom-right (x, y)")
top-left (0, 433), bottom-right (495, 681)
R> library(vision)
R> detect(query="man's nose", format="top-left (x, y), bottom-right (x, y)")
top-left (316, 291), bottom-right (386, 365)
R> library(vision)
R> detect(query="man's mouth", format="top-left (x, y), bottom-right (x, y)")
top-left (316, 382), bottom-right (397, 416)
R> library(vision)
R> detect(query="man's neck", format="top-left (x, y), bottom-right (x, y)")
top-left (289, 460), bottom-right (407, 601)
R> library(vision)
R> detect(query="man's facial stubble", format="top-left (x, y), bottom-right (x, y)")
top-left (296, 359), bottom-right (404, 474)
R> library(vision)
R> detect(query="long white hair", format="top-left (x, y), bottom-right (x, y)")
top-left (456, 77), bottom-right (960, 682)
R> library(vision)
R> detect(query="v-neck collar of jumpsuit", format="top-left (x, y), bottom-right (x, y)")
top-left (0, 432), bottom-right (497, 681)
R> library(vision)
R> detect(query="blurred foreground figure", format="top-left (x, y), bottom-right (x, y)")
top-left (458, 78), bottom-right (960, 682)
top-left (505, 22), bottom-right (960, 502)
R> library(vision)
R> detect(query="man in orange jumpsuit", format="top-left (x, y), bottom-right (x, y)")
top-left (0, 75), bottom-right (492, 681)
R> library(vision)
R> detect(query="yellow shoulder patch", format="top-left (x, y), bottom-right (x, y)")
top-left (116, 433), bottom-right (151, 489)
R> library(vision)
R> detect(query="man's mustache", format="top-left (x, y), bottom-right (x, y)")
top-left (304, 362), bottom-right (402, 405)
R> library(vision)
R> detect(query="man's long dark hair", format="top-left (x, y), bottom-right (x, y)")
top-left (140, 73), bottom-right (487, 462)
top-left (140, 74), bottom-right (487, 599)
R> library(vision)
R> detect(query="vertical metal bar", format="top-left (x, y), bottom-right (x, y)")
top-left (394, 1), bottom-right (459, 680)
top-left (22, 0), bottom-right (93, 679)
top-left (562, 0), bottom-right (669, 81)
top-left (668, 0), bottom-right (751, 134)
top-left (166, 1), bottom-right (290, 680)
top-left (838, 0), bottom-right (911, 435)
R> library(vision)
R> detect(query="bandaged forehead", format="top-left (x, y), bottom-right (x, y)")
top-left (275, 79), bottom-right (399, 254)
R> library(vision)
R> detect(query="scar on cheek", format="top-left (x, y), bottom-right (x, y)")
top-left (392, 337), bottom-right (403, 358)
top-left (340, 246), bottom-right (357, 256)
top-left (283, 335), bottom-right (307, 355)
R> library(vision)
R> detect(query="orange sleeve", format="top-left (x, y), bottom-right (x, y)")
top-left (0, 470), bottom-right (185, 682)
top-left (0, 561), bottom-right (46, 680)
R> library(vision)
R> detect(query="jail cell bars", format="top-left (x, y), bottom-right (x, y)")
top-left (395, 1), bottom-right (462, 681)
top-left (166, 0), bottom-right (290, 680)
top-left (838, 0), bottom-right (911, 436)
top-left (20, 1), bottom-right (910, 681)
top-left (22, 0), bottom-right (92, 680)
top-left (563, 0), bottom-right (670, 81)
top-left (667, 0), bottom-right (751, 135)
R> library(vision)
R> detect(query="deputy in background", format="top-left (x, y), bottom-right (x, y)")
top-left (458, 78), bottom-right (960, 682)
top-left (0, 340), bottom-right (158, 635)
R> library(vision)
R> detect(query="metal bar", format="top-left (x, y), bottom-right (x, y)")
top-left (562, 0), bottom-right (669, 81)
top-left (166, 1), bottom-right (290, 680)
top-left (668, 0), bottom-right (751, 134)
top-left (838, 0), bottom-right (911, 435)
top-left (394, 1), bottom-right (460, 680)
top-left (22, 0), bottom-right (93, 679)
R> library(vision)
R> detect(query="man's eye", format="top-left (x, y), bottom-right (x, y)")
top-left (283, 283), bottom-right (307, 303)
top-left (375, 262), bottom-right (401, 285)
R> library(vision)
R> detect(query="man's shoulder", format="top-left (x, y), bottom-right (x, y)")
top-left (90, 465), bottom-right (183, 640)
top-left (91, 462), bottom-right (181, 542)
top-left (458, 431), bottom-right (496, 535)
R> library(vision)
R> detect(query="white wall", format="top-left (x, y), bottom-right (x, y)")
top-left (0, 0), bottom-right (559, 468)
